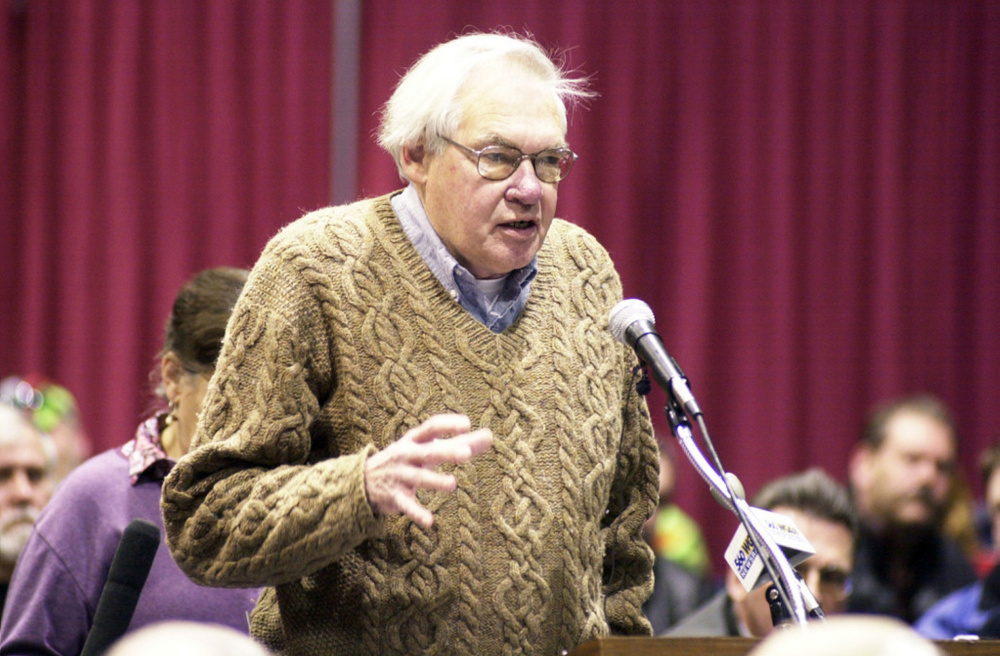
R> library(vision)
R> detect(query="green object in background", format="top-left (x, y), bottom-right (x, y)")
top-left (653, 504), bottom-right (711, 576)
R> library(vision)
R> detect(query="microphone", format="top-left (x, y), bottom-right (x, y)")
top-left (608, 299), bottom-right (701, 416)
top-left (723, 506), bottom-right (816, 593)
top-left (80, 518), bottom-right (161, 656)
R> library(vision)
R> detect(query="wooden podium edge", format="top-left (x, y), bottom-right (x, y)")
top-left (569, 636), bottom-right (1000, 656)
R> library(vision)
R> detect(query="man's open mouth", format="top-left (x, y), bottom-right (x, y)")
top-left (503, 220), bottom-right (535, 230)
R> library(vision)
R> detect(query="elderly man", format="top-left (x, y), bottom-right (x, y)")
top-left (848, 394), bottom-right (976, 623)
top-left (162, 32), bottom-right (659, 656)
top-left (666, 468), bottom-right (857, 637)
top-left (0, 403), bottom-right (53, 620)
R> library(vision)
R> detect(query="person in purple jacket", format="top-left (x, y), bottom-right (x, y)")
top-left (0, 267), bottom-right (261, 656)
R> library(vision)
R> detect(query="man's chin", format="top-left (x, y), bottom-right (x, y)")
top-left (891, 504), bottom-right (940, 528)
top-left (0, 522), bottom-right (34, 565)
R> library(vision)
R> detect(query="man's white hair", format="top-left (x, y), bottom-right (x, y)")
top-left (0, 403), bottom-right (55, 466)
top-left (0, 404), bottom-right (38, 447)
top-left (377, 31), bottom-right (593, 181)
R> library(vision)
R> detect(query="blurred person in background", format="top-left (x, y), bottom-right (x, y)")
top-left (0, 403), bottom-right (54, 621)
top-left (848, 394), bottom-right (976, 623)
top-left (916, 441), bottom-right (1000, 639)
top-left (0, 375), bottom-right (92, 483)
top-left (666, 468), bottom-right (856, 638)
top-left (105, 621), bottom-right (273, 656)
top-left (0, 268), bottom-right (260, 654)
top-left (749, 615), bottom-right (944, 656)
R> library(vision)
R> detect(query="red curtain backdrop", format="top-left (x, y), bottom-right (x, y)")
top-left (1, 0), bottom-right (332, 460)
top-left (3, 0), bottom-right (999, 573)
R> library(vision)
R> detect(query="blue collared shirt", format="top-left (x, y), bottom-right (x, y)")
top-left (392, 184), bottom-right (536, 333)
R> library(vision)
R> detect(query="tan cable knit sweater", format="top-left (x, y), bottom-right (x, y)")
top-left (161, 193), bottom-right (658, 655)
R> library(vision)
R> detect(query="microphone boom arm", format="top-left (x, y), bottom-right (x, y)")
top-left (673, 421), bottom-right (809, 624)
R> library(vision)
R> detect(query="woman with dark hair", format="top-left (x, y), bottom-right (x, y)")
top-left (0, 268), bottom-right (260, 655)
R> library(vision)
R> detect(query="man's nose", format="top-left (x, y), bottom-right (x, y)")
top-left (8, 469), bottom-right (39, 502)
top-left (506, 159), bottom-right (543, 204)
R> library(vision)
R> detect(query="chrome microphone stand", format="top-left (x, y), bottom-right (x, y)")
top-left (660, 378), bottom-right (811, 627)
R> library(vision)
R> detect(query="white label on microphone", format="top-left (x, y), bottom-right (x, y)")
top-left (724, 507), bottom-right (816, 592)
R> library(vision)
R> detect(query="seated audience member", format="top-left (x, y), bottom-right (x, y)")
top-left (0, 403), bottom-right (54, 621)
top-left (643, 441), bottom-right (716, 633)
top-left (848, 394), bottom-right (976, 623)
top-left (0, 268), bottom-right (260, 654)
top-left (666, 468), bottom-right (856, 637)
top-left (748, 615), bottom-right (944, 656)
top-left (105, 621), bottom-right (273, 656)
top-left (916, 441), bottom-right (1000, 639)
top-left (0, 375), bottom-right (92, 483)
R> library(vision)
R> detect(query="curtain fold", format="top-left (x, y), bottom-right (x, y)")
top-left (1, 0), bottom-right (332, 454)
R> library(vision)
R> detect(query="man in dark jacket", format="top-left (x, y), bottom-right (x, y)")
top-left (848, 394), bottom-right (976, 624)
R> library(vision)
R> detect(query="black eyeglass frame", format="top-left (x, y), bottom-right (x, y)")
top-left (440, 136), bottom-right (578, 183)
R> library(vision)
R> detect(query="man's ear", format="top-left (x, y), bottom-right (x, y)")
top-left (848, 444), bottom-right (872, 492)
top-left (401, 144), bottom-right (429, 184)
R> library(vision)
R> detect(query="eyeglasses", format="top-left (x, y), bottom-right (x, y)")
top-left (796, 562), bottom-right (852, 602)
top-left (0, 376), bottom-right (79, 433)
top-left (440, 136), bottom-right (578, 183)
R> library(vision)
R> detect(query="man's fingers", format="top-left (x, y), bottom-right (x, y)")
top-left (393, 493), bottom-right (435, 529)
top-left (404, 414), bottom-right (472, 444)
top-left (460, 429), bottom-right (494, 457)
top-left (364, 417), bottom-right (494, 527)
top-left (369, 468), bottom-right (451, 528)
top-left (393, 466), bottom-right (457, 493)
top-left (414, 429), bottom-right (494, 468)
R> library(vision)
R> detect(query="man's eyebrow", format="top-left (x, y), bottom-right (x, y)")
top-left (478, 133), bottom-right (569, 151)
top-left (475, 133), bottom-right (517, 149)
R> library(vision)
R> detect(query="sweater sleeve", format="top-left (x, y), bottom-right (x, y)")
top-left (161, 230), bottom-right (382, 588)
top-left (600, 351), bottom-right (659, 636)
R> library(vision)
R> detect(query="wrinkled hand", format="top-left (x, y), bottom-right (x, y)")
top-left (364, 414), bottom-right (493, 528)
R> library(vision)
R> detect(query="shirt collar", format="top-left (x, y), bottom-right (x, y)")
top-left (120, 413), bottom-right (174, 485)
top-left (393, 184), bottom-right (462, 300)
top-left (392, 183), bottom-right (537, 332)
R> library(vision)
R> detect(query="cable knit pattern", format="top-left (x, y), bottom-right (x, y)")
top-left (161, 192), bottom-right (658, 656)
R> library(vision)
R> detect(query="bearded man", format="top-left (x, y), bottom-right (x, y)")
top-left (0, 403), bottom-right (53, 622)
top-left (848, 394), bottom-right (976, 623)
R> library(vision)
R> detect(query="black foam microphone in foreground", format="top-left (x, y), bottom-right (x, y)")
top-left (80, 518), bottom-right (161, 656)
top-left (608, 298), bottom-right (701, 416)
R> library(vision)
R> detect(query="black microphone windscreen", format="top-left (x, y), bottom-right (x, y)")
top-left (105, 518), bottom-right (160, 587)
top-left (80, 518), bottom-right (161, 656)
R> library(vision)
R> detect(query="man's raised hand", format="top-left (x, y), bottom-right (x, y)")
top-left (364, 414), bottom-right (493, 528)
